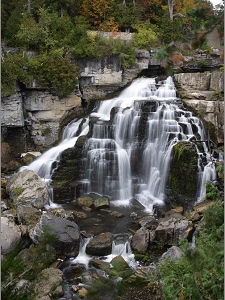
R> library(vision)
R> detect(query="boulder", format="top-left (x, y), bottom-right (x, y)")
top-left (131, 227), bottom-right (150, 253)
top-left (139, 215), bottom-right (159, 230)
top-left (32, 267), bottom-right (63, 299)
top-left (17, 205), bottom-right (42, 227)
top-left (160, 245), bottom-right (183, 261)
top-left (76, 196), bottom-right (93, 209)
top-left (110, 255), bottom-right (130, 272)
top-left (6, 169), bottom-right (50, 209)
top-left (86, 232), bottom-right (113, 256)
top-left (32, 214), bottom-right (80, 257)
top-left (1, 216), bottom-right (21, 255)
top-left (155, 213), bottom-right (193, 245)
top-left (93, 196), bottom-right (110, 209)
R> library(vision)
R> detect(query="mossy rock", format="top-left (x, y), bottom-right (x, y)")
top-left (76, 196), bottom-right (93, 209)
top-left (166, 141), bottom-right (198, 208)
top-left (93, 196), bottom-right (110, 209)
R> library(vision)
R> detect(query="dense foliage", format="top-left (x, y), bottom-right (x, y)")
top-left (158, 182), bottom-right (224, 300)
top-left (1, 0), bottom-right (224, 96)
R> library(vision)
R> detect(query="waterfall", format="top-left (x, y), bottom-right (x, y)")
top-left (21, 76), bottom-right (216, 212)
top-left (72, 237), bottom-right (93, 266)
top-left (104, 234), bottom-right (137, 269)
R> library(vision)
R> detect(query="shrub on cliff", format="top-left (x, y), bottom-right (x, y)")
top-left (27, 50), bottom-right (79, 98)
top-left (1, 53), bottom-right (31, 96)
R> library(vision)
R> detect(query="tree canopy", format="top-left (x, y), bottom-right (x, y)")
top-left (1, 0), bottom-right (224, 97)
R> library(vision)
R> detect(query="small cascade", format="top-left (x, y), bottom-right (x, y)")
top-left (197, 161), bottom-right (217, 202)
top-left (21, 118), bottom-right (88, 179)
top-left (72, 237), bottom-right (93, 266)
top-left (104, 235), bottom-right (137, 269)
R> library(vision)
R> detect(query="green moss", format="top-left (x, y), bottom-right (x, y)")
top-left (13, 187), bottom-right (25, 197)
top-left (168, 142), bottom-right (198, 197)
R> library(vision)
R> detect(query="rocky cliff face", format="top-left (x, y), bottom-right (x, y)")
top-left (1, 50), bottom-right (162, 172)
top-left (174, 71), bottom-right (224, 145)
top-left (1, 50), bottom-right (224, 173)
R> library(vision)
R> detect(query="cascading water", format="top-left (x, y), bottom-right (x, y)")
top-left (22, 76), bottom-right (216, 211)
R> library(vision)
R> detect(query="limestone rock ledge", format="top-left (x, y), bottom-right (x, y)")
top-left (174, 71), bottom-right (224, 144)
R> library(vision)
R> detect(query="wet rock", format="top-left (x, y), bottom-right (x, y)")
top-left (32, 214), bottom-right (80, 257)
top-left (166, 141), bottom-right (198, 209)
top-left (155, 213), bottom-right (193, 245)
top-left (76, 196), bottom-right (93, 209)
top-left (1, 216), bottom-right (21, 255)
top-left (110, 210), bottom-right (125, 218)
top-left (86, 232), bottom-right (113, 256)
top-left (131, 227), bottom-right (150, 253)
top-left (20, 152), bottom-right (37, 165)
top-left (93, 196), bottom-right (110, 209)
top-left (32, 267), bottom-right (63, 299)
top-left (110, 255), bottom-right (130, 272)
top-left (160, 245), bottom-right (183, 261)
top-left (6, 169), bottom-right (50, 209)
top-left (91, 259), bottom-right (111, 271)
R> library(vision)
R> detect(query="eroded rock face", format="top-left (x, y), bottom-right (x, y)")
top-left (32, 214), bottom-right (80, 257)
top-left (6, 169), bottom-right (50, 209)
top-left (174, 71), bottom-right (224, 144)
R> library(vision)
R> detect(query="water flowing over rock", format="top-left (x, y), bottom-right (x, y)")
top-left (23, 76), bottom-right (217, 214)
top-left (32, 214), bottom-right (80, 257)
top-left (86, 232), bottom-right (113, 256)
top-left (6, 169), bottom-right (50, 209)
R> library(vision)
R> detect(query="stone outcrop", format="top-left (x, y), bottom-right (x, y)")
top-left (32, 214), bottom-right (80, 257)
top-left (6, 169), bottom-right (50, 209)
top-left (155, 213), bottom-right (193, 245)
top-left (174, 71), bottom-right (224, 144)
top-left (1, 92), bottom-right (24, 127)
top-left (131, 210), bottom-right (193, 253)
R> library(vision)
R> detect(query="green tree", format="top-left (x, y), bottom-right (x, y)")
top-left (27, 50), bottom-right (79, 98)
top-left (1, 53), bottom-right (31, 96)
top-left (132, 22), bottom-right (159, 50)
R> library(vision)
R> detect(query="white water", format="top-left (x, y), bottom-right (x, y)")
top-left (72, 237), bottom-right (93, 266)
top-left (104, 239), bottom-right (137, 269)
top-left (21, 76), bottom-right (216, 211)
